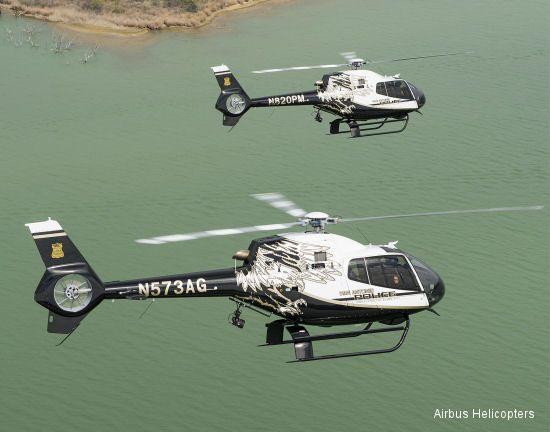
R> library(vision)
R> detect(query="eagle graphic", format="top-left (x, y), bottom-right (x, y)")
top-left (235, 239), bottom-right (341, 315)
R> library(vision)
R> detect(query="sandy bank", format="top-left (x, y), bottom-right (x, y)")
top-left (0, 0), bottom-right (274, 34)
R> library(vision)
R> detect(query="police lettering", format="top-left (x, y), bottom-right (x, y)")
top-left (354, 292), bottom-right (396, 300)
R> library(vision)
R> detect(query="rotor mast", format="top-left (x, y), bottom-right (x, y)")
top-left (300, 212), bottom-right (340, 233)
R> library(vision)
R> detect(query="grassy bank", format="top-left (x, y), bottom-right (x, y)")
top-left (0, 0), bottom-right (271, 30)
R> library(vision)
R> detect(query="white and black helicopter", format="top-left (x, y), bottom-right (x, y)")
top-left (26, 195), bottom-right (542, 362)
top-left (212, 52), bottom-right (466, 138)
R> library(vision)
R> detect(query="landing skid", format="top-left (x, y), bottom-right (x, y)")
top-left (260, 317), bottom-right (410, 362)
top-left (329, 114), bottom-right (409, 138)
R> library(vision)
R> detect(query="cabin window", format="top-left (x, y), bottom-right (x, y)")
top-left (366, 255), bottom-right (420, 291)
top-left (348, 258), bottom-right (369, 284)
top-left (376, 82), bottom-right (387, 96)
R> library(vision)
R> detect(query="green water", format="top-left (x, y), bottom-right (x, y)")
top-left (1, 0), bottom-right (549, 430)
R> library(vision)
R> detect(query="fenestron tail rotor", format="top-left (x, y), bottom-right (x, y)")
top-left (134, 193), bottom-right (543, 245)
top-left (53, 274), bottom-right (93, 313)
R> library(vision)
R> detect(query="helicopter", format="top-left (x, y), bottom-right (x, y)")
top-left (211, 52), bottom-right (467, 138)
top-left (26, 195), bottom-right (542, 362)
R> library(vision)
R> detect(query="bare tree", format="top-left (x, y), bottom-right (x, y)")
top-left (5, 27), bottom-right (23, 47)
top-left (81, 45), bottom-right (99, 64)
top-left (22, 25), bottom-right (40, 48)
top-left (50, 32), bottom-right (73, 54)
top-left (4, 28), bottom-right (14, 43)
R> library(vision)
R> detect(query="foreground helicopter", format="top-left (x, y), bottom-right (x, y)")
top-left (26, 195), bottom-right (542, 362)
top-left (212, 52), bottom-right (466, 138)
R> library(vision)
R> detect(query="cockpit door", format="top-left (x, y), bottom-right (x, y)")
top-left (345, 257), bottom-right (380, 309)
top-left (346, 255), bottom-right (429, 309)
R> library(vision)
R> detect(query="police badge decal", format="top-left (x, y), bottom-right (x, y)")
top-left (50, 243), bottom-right (64, 259)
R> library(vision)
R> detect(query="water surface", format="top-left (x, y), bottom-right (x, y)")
top-left (1, 1), bottom-right (548, 431)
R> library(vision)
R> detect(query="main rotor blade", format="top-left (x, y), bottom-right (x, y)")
top-left (252, 51), bottom-right (471, 74)
top-left (340, 51), bottom-right (358, 62)
top-left (340, 205), bottom-right (543, 223)
top-left (252, 64), bottom-right (348, 74)
top-left (251, 193), bottom-right (307, 217)
top-left (135, 222), bottom-right (302, 245)
top-left (368, 51), bottom-right (473, 64)
top-left (135, 205), bottom-right (542, 245)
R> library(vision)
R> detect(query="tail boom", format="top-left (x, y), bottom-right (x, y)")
top-left (250, 90), bottom-right (319, 108)
top-left (27, 218), bottom-right (241, 334)
top-left (103, 268), bottom-right (240, 300)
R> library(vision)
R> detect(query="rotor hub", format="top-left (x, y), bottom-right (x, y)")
top-left (350, 58), bottom-right (366, 69)
top-left (300, 212), bottom-right (339, 233)
top-left (64, 285), bottom-right (80, 300)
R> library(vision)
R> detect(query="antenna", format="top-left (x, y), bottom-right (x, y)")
top-left (139, 299), bottom-right (155, 319)
top-left (355, 227), bottom-right (370, 244)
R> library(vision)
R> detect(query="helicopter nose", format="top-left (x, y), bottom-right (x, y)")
top-left (416, 91), bottom-right (426, 108)
top-left (407, 82), bottom-right (426, 108)
top-left (428, 277), bottom-right (445, 307)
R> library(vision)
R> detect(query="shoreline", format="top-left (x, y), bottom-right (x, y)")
top-left (0, 0), bottom-right (274, 36)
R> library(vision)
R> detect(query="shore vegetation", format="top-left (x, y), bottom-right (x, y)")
top-left (0, 0), bottom-right (267, 31)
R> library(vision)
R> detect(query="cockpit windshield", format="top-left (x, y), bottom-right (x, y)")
top-left (347, 255), bottom-right (421, 291)
top-left (406, 255), bottom-right (440, 292)
top-left (375, 80), bottom-right (413, 99)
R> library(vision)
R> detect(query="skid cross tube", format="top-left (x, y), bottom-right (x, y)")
top-left (263, 318), bottom-right (411, 362)
top-left (350, 115), bottom-right (409, 138)
top-left (259, 322), bottom-right (411, 346)
top-left (329, 114), bottom-right (409, 138)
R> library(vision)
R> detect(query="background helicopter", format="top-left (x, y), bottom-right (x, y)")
top-left (212, 51), bottom-right (467, 138)
top-left (26, 194), bottom-right (542, 362)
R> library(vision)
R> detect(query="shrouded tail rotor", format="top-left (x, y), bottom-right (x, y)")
top-left (211, 65), bottom-right (251, 126)
top-left (26, 218), bottom-right (104, 334)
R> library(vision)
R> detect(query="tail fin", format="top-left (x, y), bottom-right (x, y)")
top-left (26, 218), bottom-right (104, 334)
top-left (211, 64), bottom-right (251, 126)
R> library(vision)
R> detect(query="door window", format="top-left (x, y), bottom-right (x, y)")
top-left (376, 82), bottom-right (387, 96)
top-left (348, 258), bottom-right (369, 284)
